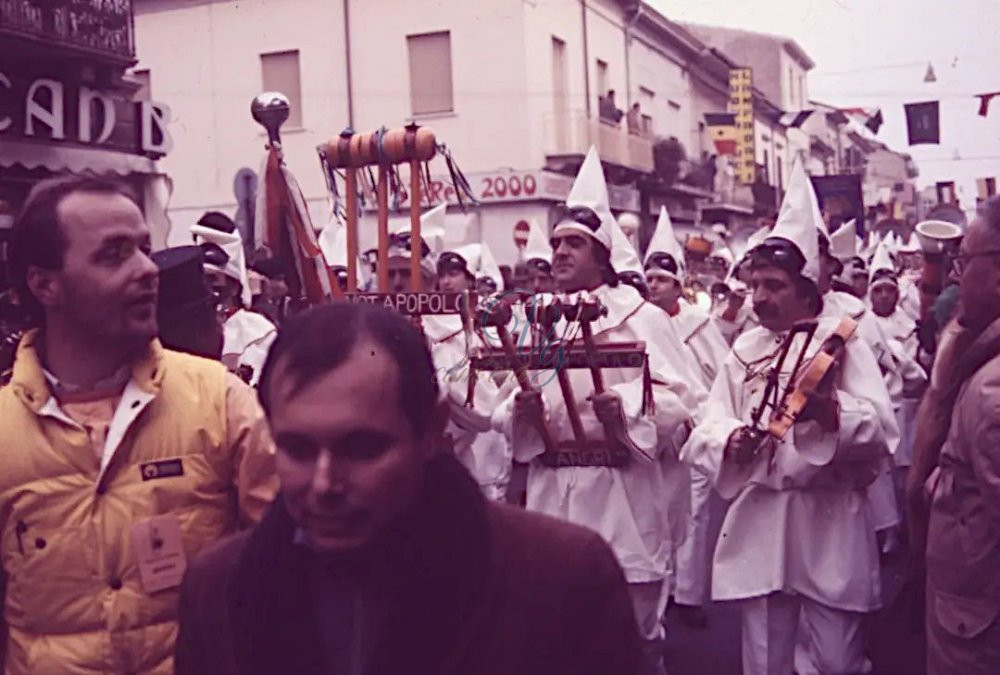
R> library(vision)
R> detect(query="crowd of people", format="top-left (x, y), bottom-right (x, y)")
top-left (0, 150), bottom-right (996, 674)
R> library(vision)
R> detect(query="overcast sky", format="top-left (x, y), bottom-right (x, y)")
top-left (656, 0), bottom-right (1000, 207)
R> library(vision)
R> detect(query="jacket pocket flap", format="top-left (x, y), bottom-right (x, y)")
top-left (934, 590), bottom-right (1000, 639)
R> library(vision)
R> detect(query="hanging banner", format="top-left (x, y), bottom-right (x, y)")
top-left (728, 68), bottom-right (755, 185)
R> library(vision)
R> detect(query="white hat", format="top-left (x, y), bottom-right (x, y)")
top-left (762, 158), bottom-right (823, 283)
top-left (829, 219), bottom-right (857, 261)
top-left (523, 219), bottom-right (551, 266)
top-left (899, 234), bottom-right (920, 254)
top-left (610, 217), bottom-right (643, 276)
top-left (190, 224), bottom-right (252, 307)
top-left (644, 206), bottom-right (686, 280)
top-left (318, 223), bottom-right (364, 286)
top-left (388, 203), bottom-right (447, 275)
top-left (869, 241), bottom-right (898, 288)
top-left (553, 146), bottom-right (615, 250)
top-left (477, 241), bottom-right (504, 291)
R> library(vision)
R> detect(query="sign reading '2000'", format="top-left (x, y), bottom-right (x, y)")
top-left (343, 292), bottom-right (465, 315)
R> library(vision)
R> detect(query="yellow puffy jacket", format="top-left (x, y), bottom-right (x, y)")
top-left (0, 331), bottom-right (277, 673)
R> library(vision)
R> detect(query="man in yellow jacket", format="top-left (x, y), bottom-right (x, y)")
top-left (0, 176), bottom-right (278, 674)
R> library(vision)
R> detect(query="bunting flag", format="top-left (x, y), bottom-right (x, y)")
top-left (778, 110), bottom-right (813, 128)
top-left (977, 92), bottom-right (1000, 117)
top-left (839, 107), bottom-right (884, 134)
top-left (904, 101), bottom-right (940, 145)
top-left (255, 146), bottom-right (343, 303)
top-left (704, 112), bottom-right (738, 155)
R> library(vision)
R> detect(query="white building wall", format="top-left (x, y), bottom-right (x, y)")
top-left (134, 0), bottom-right (349, 245)
top-left (628, 32), bottom-right (691, 142)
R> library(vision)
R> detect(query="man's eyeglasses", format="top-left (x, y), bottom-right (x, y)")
top-left (952, 249), bottom-right (1000, 276)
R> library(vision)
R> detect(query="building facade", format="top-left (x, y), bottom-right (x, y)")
top-left (1, 0), bottom-right (173, 285)
top-left (134, 0), bottom-right (796, 264)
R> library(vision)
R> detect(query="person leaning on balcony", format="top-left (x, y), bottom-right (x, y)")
top-left (600, 89), bottom-right (624, 125)
top-left (627, 102), bottom-right (642, 135)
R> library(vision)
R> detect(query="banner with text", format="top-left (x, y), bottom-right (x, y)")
top-left (728, 68), bottom-right (755, 185)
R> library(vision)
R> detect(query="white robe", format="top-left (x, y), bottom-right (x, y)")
top-left (712, 302), bottom-right (758, 346)
top-left (493, 284), bottom-right (707, 583)
top-left (673, 301), bottom-right (731, 389)
top-left (680, 318), bottom-right (898, 612)
top-left (424, 315), bottom-right (511, 498)
top-left (869, 307), bottom-right (928, 468)
top-left (222, 309), bottom-right (277, 386)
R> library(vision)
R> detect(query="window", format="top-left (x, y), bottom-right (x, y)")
top-left (131, 69), bottom-right (151, 102)
top-left (261, 50), bottom-right (303, 127)
top-left (798, 74), bottom-right (805, 108)
top-left (596, 59), bottom-right (609, 95)
top-left (763, 149), bottom-right (770, 184)
top-left (639, 86), bottom-right (655, 135)
top-left (407, 31), bottom-right (454, 115)
top-left (777, 156), bottom-right (784, 190)
top-left (788, 66), bottom-right (794, 108)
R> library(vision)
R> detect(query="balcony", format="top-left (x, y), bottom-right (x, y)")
top-left (1, 0), bottom-right (135, 64)
top-left (544, 110), bottom-right (654, 174)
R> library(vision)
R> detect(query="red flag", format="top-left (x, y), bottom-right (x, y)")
top-left (257, 146), bottom-right (343, 303)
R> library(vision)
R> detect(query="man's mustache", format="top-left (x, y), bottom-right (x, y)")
top-left (753, 302), bottom-right (778, 318)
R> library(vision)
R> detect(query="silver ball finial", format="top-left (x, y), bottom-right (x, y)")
top-left (251, 92), bottom-right (291, 146)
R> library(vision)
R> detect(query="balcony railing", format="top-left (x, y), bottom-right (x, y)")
top-left (544, 110), bottom-right (654, 174)
top-left (0, 0), bottom-right (134, 62)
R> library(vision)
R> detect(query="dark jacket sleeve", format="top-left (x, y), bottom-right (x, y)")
top-left (571, 532), bottom-right (644, 675)
top-left (173, 533), bottom-right (246, 675)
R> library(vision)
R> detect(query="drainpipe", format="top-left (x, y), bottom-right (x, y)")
top-left (343, 0), bottom-right (355, 126)
top-left (581, 0), bottom-right (591, 119)
top-left (623, 4), bottom-right (644, 108)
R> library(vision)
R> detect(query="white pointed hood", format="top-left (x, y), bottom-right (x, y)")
top-left (388, 203), bottom-right (447, 274)
top-left (190, 224), bottom-right (252, 307)
top-left (553, 146), bottom-right (614, 250)
top-left (524, 219), bottom-right (551, 265)
top-left (869, 241), bottom-right (898, 287)
top-left (477, 241), bottom-right (504, 291)
top-left (764, 159), bottom-right (823, 283)
top-left (829, 219), bottom-right (857, 261)
top-left (318, 223), bottom-right (363, 285)
top-left (643, 206), bottom-right (686, 279)
top-left (610, 218), bottom-right (643, 276)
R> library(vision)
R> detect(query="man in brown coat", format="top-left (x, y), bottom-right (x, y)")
top-left (921, 196), bottom-right (1000, 673)
top-left (174, 302), bottom-right (643, 675)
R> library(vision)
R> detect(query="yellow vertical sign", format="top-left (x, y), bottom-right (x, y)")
top-left (728, 68), bottom-right (756, 185)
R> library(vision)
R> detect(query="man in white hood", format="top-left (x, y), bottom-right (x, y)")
top-left (681, 160), bottom-right (898, 675)
top-left (191, 213), bottom-right (277, 387)
top-left (493, 148), bottom-right (704, 674)
top-left (426, 242), bottom-right (511, 501)
top-left (643, 206), bottom-right (730, 627)
top-left (867, 242), bottom-right (928, 516)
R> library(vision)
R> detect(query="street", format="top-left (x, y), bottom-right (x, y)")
top-left (663, 493), bottom-right (927, 674)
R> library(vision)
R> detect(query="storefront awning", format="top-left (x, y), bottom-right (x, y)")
top-left (0, 139), bottom-right (159, 176)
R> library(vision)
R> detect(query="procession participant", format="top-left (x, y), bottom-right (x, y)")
top-left (250, 257), bottom-right (293, 325)
top-left (426, 243), bottom-right (511, 501)
top-left (151, 246), bottom-right (224, 359)
top-left (921, 197), bottom-right (1000, 673)
top-left (192, 218), bottom-right (277, 386)
top-left (896, 235), bottom-right (923, 321)
top-left (681, 165), bottom-right (897, 675)
top-left (381, 203), bottom-right (446, 294)
top-left (2, 176), bottom-right (277, 674)
top-left (611, 218), bottom-right (650, 300)
top-left (867, 243), bottom-right (929, 524)
top-left (493, 148), bottom-right (703, 674)
top-left (810, 188), bottom-right (905, 556)
top-left (318, 222), bottom-right (362, 293)
top-left (523, 219), bottom-right (555, 294)
top-left (176, 303), bottom-right (644, 675)
top-left (709, 253), bottom-right (757, 345)
top-left (644, 207), bottom-right (731, 627)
